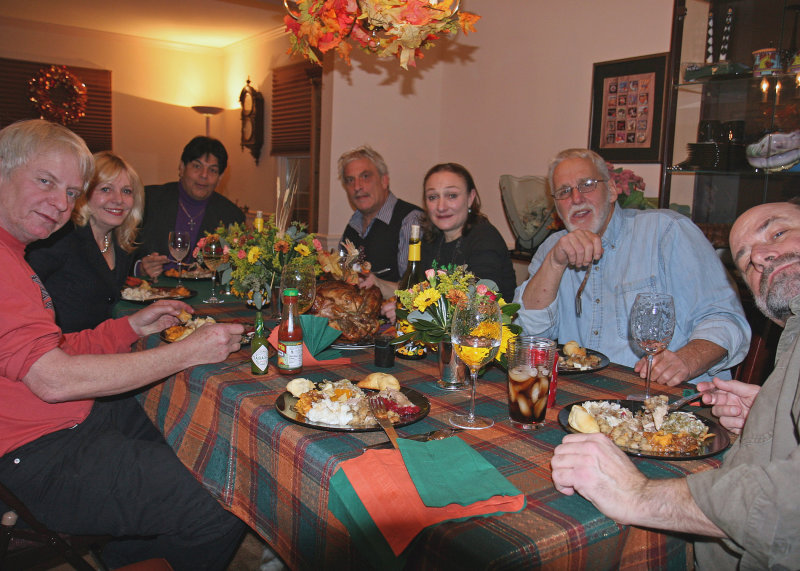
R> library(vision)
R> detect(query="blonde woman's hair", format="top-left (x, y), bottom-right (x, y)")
top-left (73, 151), bottom-right (144, 253)
top-left (0, 119), bottom-right (93, 190)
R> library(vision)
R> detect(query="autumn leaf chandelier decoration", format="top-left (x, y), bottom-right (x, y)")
top-left (283, 0), bottom-right (479, 70)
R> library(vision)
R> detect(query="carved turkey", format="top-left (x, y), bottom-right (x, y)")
top-left (310, 280), bottom-right (382, 342)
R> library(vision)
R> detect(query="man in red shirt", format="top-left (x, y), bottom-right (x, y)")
top-left (0, 119), bottom-right (246, 570)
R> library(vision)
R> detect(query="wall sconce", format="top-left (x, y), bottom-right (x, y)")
top-left (191, 105), bottom-right (224, 137)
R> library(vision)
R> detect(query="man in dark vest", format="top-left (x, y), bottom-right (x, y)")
top-left (339, 145), bottom-right (422, 298)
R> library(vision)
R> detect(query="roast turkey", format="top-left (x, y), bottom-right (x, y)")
top-left (310, 280), bottom-right (382, 342)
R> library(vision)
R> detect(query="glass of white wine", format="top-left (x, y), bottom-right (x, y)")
top-left (202, 241), bottom-right (224, 304)
top-left (168, 230), bottom-right (190, 286)
top-left (450, 294), bottom-right (502, 429)
top-left (280, 260), bottom-right (316, 314)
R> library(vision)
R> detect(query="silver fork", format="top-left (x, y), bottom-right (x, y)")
top-left (368, 395), bottom-right (400, 450)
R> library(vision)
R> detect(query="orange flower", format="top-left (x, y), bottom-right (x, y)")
top-left (446, 288), bottom-right (467, 306)
top-left (274, 240), bottom-right (290, 253)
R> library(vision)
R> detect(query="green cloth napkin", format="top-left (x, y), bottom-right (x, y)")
top-left (299, 314), bottom-right (344, 359)
top-left (398, 437), bottom-right (523, 507)
top-left (328, 469), bottom-right (407, 571)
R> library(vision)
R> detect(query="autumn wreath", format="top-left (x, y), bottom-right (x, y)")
top-left (28, 65), bottom-right (88, 125)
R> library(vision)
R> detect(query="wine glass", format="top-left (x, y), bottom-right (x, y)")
top-left (202, 241), bottom-right (224, 304)
top-left (168, 230), bottom-right (190, 286)
top-left (629, 293), bottom-right (675, 399)
top-left (449, 295), bottom-right (502, 429)
top-left (280, 260), bottom-right (316, 314)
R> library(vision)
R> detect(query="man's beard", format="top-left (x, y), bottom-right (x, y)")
top-left (757, 253), bottom-right (800, 322)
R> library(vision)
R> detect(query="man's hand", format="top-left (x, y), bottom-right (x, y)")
top-left (141, 252), bottom-right (169, 279)
top-left (359, 273), bottom-right (398, 299)
top-left (551, 433), bottom-right (646, 524)
top-left (634, 350), bottom-right (689, 386)
top-left (179, 322), bottom-right (244, 365)
top-left (696, 377), bottom-right (760, 434)
top-left (549, 229), bottom-right (604, 269)
top-left (634, 339), bottom-right (727, 386)
top-left (381, 299), bottom-right (397, 323)
top-left (127, 300), bottom-right (192, 337)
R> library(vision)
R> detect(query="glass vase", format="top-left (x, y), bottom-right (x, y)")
top-left (437, 340), bottom-right (468, 390)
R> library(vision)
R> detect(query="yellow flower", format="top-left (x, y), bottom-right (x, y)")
top-left (470, 321), bottom-right (502, 339)
top-left (498, 325), bottom-right (515, 358)
top-left (247, 246), bottom-right (262, 263)
top-left (294, 244), bottom-right (311, 256)
top-left (413, 288), bottom-right (441, 312)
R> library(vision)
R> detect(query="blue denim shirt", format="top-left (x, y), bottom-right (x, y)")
top-left (513, 207), bottom-right (751, 384)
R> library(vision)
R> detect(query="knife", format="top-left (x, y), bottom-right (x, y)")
top-left (362, 428), bottom-right (464, 451)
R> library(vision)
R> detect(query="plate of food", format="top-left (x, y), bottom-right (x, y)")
top-left (121, 280), bottom-right (195, 303)
top-left (558, 396), bottom-right (731, 460)
top-left (557, 341), bottom-right (609, 373)
top-left (164, 267), bottom-right (213, 280)
top-left (275, 372), bottom-right (430, 432)
top-left (160, 313), bottom-right (258, 345)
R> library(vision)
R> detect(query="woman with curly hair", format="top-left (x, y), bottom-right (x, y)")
top-left (420, 162), bottom-right (517, 300)
top-left (27, 151), bottom-right (145, 332)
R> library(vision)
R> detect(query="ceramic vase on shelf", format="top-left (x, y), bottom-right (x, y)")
top-left (437, 340), bottom-right (468, 390)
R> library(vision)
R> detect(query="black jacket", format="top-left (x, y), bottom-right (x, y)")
top-left (26, 222), bottom-right (132, 333)
top-left (137, 181), bottom-right (245, 261)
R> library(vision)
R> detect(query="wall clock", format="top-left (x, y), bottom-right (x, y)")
top-left (239, 78), bottom-right (264, 164)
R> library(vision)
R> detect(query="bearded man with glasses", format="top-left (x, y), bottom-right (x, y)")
top-left (513, 148), bottom-right (750, 386)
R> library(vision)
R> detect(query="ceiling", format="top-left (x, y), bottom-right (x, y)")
top-left (0, 0), bottom-right (288, 48)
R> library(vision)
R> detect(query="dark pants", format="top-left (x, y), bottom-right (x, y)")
top-left (0, 397), bottom-right (245, 571)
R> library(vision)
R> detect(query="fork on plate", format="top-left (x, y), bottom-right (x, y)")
top-left (368, 396), bottom-right (400, 450)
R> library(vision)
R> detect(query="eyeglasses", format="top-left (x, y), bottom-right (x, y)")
top-left (551, 178), bottom-right (606, 201)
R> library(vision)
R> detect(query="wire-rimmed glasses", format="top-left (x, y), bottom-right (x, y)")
top-left (551, 178), bottom-right (606, 201)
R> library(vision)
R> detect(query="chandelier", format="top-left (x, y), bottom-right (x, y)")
top-left (283, 0), bottom-right (479, 70)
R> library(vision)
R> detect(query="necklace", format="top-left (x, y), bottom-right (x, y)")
top-left (179, 200), bottom-right (197, 230)
top-left (99, 233), bottom-right (110, 254)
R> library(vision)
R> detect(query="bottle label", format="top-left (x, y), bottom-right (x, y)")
top-left (251, 345), bottom-right (269, 373)
top-left (408, 242), bottom-right (421, 262)
top-left (278, 340), bottom-right (303, 370)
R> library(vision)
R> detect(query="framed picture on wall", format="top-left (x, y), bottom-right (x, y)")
top-left (588, 53), bottom-right (668, 163)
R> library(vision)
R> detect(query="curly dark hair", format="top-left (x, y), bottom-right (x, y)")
top-left (420, 162), bottom-right (485, 243)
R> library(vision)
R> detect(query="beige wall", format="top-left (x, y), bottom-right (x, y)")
top-left (1, 0), bottom-right (676, 248)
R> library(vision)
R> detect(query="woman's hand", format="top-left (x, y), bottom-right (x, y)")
top-left (381, 299), bottom-right (397, 323)
top-left (141, 252), bottom-right (169, 279)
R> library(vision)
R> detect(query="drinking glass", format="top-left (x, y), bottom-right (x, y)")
top-left (280, 260), bottom-right (316, 314)
top-left (507, 336), bottom-right (556, 429)
top-left (629, 293), bottom-right (675, 399)
top-left (168, 230), bottom-right (190, 286)
top-left (202, 241), bottom-right (224, 304)
top-left (449, 295), bottom-right (502, 429)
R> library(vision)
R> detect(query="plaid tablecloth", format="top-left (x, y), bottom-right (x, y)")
top-left (130, 300), bottom-right (723, 570)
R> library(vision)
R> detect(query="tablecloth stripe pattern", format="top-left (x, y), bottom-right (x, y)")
top-left (126, 299), bottom-right (722, 570)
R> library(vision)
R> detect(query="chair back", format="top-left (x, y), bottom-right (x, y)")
top-left (499, 174), bottom-right (554, 253)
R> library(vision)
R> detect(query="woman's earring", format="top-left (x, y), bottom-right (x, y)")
top-left (468, 208), bottom-right (472, 213)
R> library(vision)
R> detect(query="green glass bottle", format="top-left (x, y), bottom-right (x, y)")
top-left (251, 310), bottom-right (269, 375)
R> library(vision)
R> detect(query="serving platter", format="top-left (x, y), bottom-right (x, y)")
top-left (330, 340), bottom-right (374, 350)
top-left (275, 387), bottom-right (430, 432)
top-left (558, 399), bottom-right (731, 460)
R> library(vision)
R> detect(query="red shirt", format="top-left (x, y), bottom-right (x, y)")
top-left (0, 226), bottom-right (139, 456)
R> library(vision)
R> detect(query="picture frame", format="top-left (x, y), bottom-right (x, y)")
top-left (588, 53), bottom-right (668, 163)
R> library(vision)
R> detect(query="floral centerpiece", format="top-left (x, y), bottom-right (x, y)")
top-left (195, 214), bottom-right (321, 309)
top-left (394, 264), bottom-right (521, 365)
top-left (284, 0), bottom-right (480, 70)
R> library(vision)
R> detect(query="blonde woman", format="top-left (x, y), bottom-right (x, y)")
top-left (27, 151), bottom-right (144, 332)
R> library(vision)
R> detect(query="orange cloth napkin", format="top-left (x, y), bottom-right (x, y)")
top-left (337, 447), bottom-right (526, 555)
top-left (267, 327), bottom-right (351, 366)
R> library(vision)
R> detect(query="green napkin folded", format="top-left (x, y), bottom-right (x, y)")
top-left (299, 314), bottom-right (343, 359)
top-left (398, 437), bottom-right (522, 507)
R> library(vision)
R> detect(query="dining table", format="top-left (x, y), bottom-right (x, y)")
top-left (116, 281), bottom-right (727, 570)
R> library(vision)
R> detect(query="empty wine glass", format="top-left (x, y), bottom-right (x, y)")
top-left (629, 293), bottom-right (675, 399)
top-left (280, 260), bottom-right (316, 314)
top-left (168, 230), bottom-right (190, 286)
top-left (202, 241), bottom-right (224, 304)
top-left (449, 294), bottom-right (502, 429)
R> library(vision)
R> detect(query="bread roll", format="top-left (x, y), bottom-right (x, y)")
top-left (567, 405), bottom-right (600, 433)
top-left (358, 372), bottom-right (400, 391)
top-left (563, 341), bottom-right (586, 357)
top-left (286, 378), bottom-right (315, 397)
